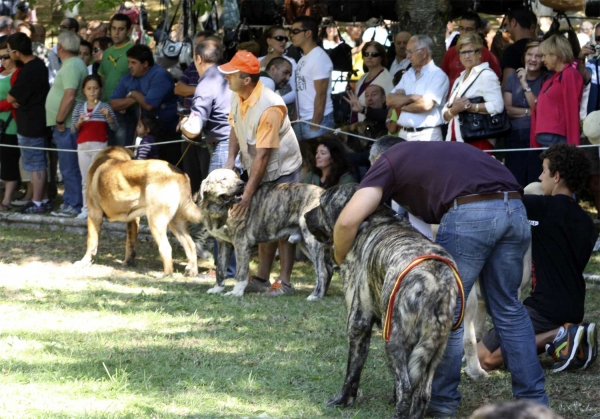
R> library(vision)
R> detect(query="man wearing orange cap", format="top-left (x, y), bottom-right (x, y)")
top-left (220, 50), bottom-right (302, 297)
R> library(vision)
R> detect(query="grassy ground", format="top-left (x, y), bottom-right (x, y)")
top-left (0, 226), bottom-right (599, 419)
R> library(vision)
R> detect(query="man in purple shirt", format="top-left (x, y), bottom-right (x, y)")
top-left (333, 141), bottom-right (548, 417)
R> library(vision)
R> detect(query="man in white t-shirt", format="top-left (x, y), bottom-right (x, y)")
top-left (291, 16), bottom-right (334, 140)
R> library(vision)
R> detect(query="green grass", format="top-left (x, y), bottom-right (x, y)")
top-left (0, 226), bottom-right (599, 418)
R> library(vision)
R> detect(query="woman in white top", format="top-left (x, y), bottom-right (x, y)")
top-left (351, 41), bottom-right (394, 123)
top-left (442, 33), bottom-right (504, 151)
top-left (320, 21), bottom-right (342, 50)
top-left (259, 25), bottom-right (297, 108)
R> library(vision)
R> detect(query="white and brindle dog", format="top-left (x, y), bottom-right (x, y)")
top-left (305, 184), bottom-right (461, 419)
top-left (198, 168), bottom-right (334, 300)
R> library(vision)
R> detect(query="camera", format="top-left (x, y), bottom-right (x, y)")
top-left (595, 44), bottom-right (600, 53)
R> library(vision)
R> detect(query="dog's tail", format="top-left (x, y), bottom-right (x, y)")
top-left (181, 196), bottom-right (203, 224)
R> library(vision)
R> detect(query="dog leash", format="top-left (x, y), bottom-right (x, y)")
top-left (382, 254), bottom-right (465, 341)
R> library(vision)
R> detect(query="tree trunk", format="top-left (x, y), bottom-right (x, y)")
top-left (396, 0), bottom-right (453, 65)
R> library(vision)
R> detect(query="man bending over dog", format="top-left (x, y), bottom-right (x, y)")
top-left (478, 144), bottom-right (597, 373)
top-left (333, 141), bottom-right (548, 417)
top-left (219, 51), bottom-right (303, 297)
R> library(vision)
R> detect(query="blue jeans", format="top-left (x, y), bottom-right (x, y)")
top-left (53, 127), bottom-right (82, 211)
top-left (428, 195), bottom-right (548, 414)
top-left (293, 112), bottom-right (334, 140)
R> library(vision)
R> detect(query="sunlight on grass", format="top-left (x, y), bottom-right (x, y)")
top-left (0, 226), bottom-right (599, 418)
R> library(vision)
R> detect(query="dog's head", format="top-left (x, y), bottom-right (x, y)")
top-left (199, 169), bottom-right (246, 215)
top-left (304, 184), bottom-right (359, 244)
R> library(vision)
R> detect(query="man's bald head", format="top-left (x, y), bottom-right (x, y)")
top-left (394, 31), bottom-right (411, 60)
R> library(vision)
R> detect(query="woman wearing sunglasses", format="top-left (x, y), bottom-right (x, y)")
top-left (348, 41), bottom-right (394, 123)
top-left (90, 36), bottom-right (113, 76)
top-left (259, 25), bottom-right (297, 113)
top-left (0, 40), bottom-right (22, 211)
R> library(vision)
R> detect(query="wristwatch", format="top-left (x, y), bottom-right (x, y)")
top-left (127, 91), bottom-right (133, 98)
top-left (56, 120), bottom-right (65, 125)
top-left (524, 87), bottom-right (532, 93)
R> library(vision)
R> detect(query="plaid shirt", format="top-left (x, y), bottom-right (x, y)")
top-left (220, 0), bottom-right (240, 28)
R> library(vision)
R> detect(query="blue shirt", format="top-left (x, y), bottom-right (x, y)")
top-left (190, 65), bottom-right (232, 143)
top-left (112, 65), bottom-right (179, 132)
top-left (179, 64), bottom-right (200, 109)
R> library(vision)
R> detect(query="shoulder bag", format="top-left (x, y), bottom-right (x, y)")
top-left (457, 69), bottom-right (510, 143)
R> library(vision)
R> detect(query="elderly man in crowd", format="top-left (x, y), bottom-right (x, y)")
top-left (220, 51), bottom-right (302, 297)
top-left (388, 31), bottom-right (411, 78)
top-left (46, 31), bottom-right (88, 218)
top-left (386, 34), bottom-right (449, 141)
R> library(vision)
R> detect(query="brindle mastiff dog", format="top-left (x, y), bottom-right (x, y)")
top-left (305, 184), bottom-right (460, 419)
top-left (75, 146), bottom-right (202, 276)
top-left (199, 168), bottom-right (334, 300)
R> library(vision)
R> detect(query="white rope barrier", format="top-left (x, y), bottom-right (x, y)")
top-left (0, 120), bottom-right (598, 154)
top-left (0, 137), bottom-right (187, 153)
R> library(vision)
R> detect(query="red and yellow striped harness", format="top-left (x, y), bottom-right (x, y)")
top-left (382, 254), bottom-right (465, 341)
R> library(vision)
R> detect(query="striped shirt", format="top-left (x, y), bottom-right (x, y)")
top-left (71, 101), bottom-right (118, 144)
top-left (393, 60), bottom-right (449, 129)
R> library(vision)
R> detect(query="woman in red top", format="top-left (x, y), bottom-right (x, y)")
top-left (530, 34), bottom-right (583, 148)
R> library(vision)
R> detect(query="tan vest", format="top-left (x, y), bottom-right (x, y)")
top-left (231, 84), bottom-right (302, 182)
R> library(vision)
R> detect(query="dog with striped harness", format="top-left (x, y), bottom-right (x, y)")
top-left (304, 184), bottom-right (463, 419)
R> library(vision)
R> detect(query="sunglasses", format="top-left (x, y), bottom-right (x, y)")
top-left (0, 55), bottom-right (9, 60)
top-left (290, 28), bottom-right (308, 35)
top-left (363, 52), bottom-right (381, 58)
top-left (93, 47), bottom-right (101, 53)
top-left (271, 35), bottom-right (288, 43)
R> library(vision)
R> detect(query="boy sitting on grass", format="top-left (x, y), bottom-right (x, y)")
top-left (478, 143), bottom-right (597, 372)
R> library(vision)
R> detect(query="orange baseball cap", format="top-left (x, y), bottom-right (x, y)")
top-left (218, 51), bottom-right (260, 75)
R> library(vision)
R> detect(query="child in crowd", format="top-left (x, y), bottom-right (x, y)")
top-left (135, 115), bottom-right (159, 160)
top-left (478, 143), bottom-right (597, 373)
top-left (71, 75), bottom-right (118, 219)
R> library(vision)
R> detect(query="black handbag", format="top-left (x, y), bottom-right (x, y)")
top-left (455, 69), bottom-right (510, 142)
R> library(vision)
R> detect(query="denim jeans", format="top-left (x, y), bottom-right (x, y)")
top-left (428, 195), bottom-right (548, 414)
top-left (293, 112), bottom-right (334, 140)
top-left (53, 127), bottom-right (82, 211)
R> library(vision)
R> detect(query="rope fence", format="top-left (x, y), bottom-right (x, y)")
top-left (0, 120), bottom-right (598, 154)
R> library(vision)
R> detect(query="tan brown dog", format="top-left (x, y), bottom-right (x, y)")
top-left (75, 146), bottom-right (202, 276)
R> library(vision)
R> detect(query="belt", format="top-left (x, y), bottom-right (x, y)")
top-left (455, 192), bottom-right (521, 206)
top-left (401, 125), bottom-right (442, 132)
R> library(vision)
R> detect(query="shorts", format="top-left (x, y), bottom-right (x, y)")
top-left (481, 305), bottom-right (562, 353)
top-left (18, 134), bottom-right (47, 172)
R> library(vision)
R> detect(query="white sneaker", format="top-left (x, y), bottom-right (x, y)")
top-left (76, 210), bottom-right (88, 220)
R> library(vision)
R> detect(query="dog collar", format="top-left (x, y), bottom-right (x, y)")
top-left (382, 254), bottom-right (465, 341)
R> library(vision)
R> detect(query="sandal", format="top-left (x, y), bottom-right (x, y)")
top-left (0, 203), bottom-right (13, 211)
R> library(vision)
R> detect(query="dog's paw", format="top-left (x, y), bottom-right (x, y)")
top-left (184, 265), bottom-right (198, 277)
top-left (74, 258), bottom-right (93, 268)
top-left (206, 285), bottom-right (226, 294)
top-left (306, 293), bottom-right (323, 301)
top-left (224, 281), bottom-right (247, 297)
top-left (465, 364), bottom-right (489, 380)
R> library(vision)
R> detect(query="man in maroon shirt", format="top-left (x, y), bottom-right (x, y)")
top-left (441, 12), bottom-right (501, 95)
